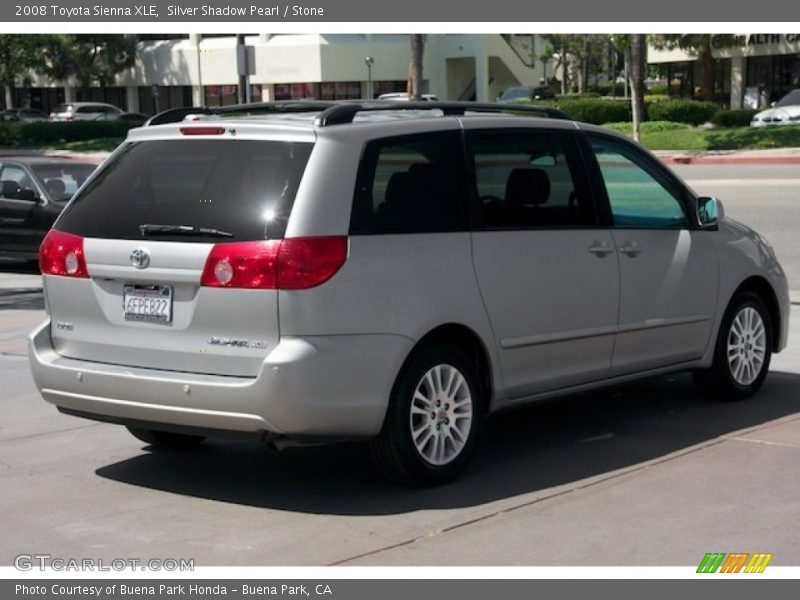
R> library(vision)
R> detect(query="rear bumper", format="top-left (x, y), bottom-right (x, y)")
top-left (29, 320), bottom-right (413, 440)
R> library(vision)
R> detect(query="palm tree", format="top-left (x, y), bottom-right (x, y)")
top-left (408, 34), bottom-right (425, 100)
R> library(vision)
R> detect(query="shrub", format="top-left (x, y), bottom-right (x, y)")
top-left (595, 82), bottom-right (627, 97)
top-left (526, 97), bottom-right (631, 124)
top-left (644, 94), bottom-right (671, 104)
top-left (711, 109), bottom-right (760, 128)
top-left (647, 99), bottom-right (718, 125)
top-left (0, 121), bottom-right (137, 146)
top-left (647, 83), bottom-right (669, 95)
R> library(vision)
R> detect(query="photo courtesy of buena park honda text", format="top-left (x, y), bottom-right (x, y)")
top-left (0, 0), bottom-right (798, 597)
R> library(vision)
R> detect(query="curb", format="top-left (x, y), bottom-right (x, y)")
top-left (659, 155), bottom-right (800, 166)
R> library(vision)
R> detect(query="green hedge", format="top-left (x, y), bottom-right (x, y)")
top-left (530, 97), bottom-right (632, 125)
top-left (711, 109), bottom-right (759, 128)
top-left (647, 99), bottom-right (718, 125)
top-left (0, 121), bottom-right (137, 146)
top-left (647, 83), bottom-right (669, 95)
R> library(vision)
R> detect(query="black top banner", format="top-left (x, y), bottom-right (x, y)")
top-left (2, 0), bottom-right (796, 22)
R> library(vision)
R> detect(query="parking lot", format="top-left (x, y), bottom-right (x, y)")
top-left (1, 162), bottom-right (799, 567)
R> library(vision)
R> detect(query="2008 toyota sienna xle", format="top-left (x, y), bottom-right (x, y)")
top-left (29, 101), bottom-right (790, 485)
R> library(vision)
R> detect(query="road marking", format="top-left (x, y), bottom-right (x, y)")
top-left (731, 437), bottom-right (800, 450)
top-left (686, 179), bottom-right (800, 186)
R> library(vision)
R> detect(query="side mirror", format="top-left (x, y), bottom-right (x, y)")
top-left (770, 101), bottom-right (777, 107)
top-left (697, 196), bottom-right (722, 229)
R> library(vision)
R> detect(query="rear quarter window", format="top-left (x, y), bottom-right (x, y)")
top-left (350, 130), bottom-right (468, 234)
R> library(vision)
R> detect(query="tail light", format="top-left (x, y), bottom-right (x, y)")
top-left (201, 237), bottom-right (347, 290)
top-left (39, 230), bottom-right (89, 278)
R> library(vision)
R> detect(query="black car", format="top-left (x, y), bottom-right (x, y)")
top-left (3, 108), bottom-right (48, 122)
top-left (0, 156), bottom-right (99, 261)
top-left (498, 85), bottom-right (556, 102)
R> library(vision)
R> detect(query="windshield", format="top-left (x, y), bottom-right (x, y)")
top-left (56, 139), bottom-right (314, 241)
top-left (32, 163), bottom-right (97, 202)
top-left (776, 90), bottom-right (800, 107)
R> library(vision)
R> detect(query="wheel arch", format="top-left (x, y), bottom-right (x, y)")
top-left (732, 276), bottom-right (781, 352)
top-left (399, 323), bottom-right (494, 414)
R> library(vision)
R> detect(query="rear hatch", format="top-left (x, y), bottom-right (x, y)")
top-left (42, 132), bottom-right (314, 377)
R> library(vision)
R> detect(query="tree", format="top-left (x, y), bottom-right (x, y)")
top-left (407, 34), bottom-right (425, 100)
top-left (626, 35), bottom-right (647, 143)
top-left (542, 34), bottom-right (608, 94)
top-left (651, 34), bottom-right (735, 101)
top-left (0, 35), bottom-right (41, 108)
top-left (42, 35), bottom-right (138, 93)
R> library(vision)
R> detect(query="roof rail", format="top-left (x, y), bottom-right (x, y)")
top-left (145, 100), bottom-right (570, 127)
top-left (313, 101), bottom-right (571, 126)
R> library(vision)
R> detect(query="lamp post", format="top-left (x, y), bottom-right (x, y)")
top-left (365, 56), bottom-right (375, 99)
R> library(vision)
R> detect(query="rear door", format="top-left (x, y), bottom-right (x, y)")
top-left (585, 133), bottom-right (718, 375)
top-left (467, 127), bottom-right (619, 398)
top-left (47, 136), bottom-right (314, 377)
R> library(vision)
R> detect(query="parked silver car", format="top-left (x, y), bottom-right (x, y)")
top-left (29, 101), bottom-right (790, 485)
top-left (49, 102), bottom-right (124, 122)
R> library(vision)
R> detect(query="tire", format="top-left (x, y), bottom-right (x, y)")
top-left (370, 343), bottom-right (482, 485)
top-left (126, 426), bottom-right (206, 450)
top-left (693, 290), bottom-right (772, 401)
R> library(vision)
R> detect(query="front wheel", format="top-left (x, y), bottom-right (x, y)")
top-left (693, 290), bottom-right (772, 401)
top-left (371, 344), bottom-right (482, 485)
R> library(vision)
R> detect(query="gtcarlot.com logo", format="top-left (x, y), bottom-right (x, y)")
top-left (14, 554), bottom-right (194, 572)
top-left (697, 552), bottom-right (773, 573)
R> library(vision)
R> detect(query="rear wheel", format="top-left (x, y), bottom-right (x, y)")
top-left (371, 344), bottom-right (482, 485)
top-left (693, 290), bottom-right (772, 401)
top-left (126, 426), bottom-right (205, 450)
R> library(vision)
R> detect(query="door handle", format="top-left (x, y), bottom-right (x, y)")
top-left (588, 241), bottom-right (613, 257)
top-left (618, 241), bottom-right (643, 256)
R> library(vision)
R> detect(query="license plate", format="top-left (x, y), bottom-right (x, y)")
top-left (123, 285), bottom-right (173, 323)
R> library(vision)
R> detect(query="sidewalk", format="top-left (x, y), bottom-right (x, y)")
top-left (655, 147), bottom-right (800, 165)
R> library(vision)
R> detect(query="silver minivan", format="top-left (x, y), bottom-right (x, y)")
top-left (29, 101), bottom-right (790, 485)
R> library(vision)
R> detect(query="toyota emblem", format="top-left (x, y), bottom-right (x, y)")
top-left (130, 248), bottom-right (151, 269)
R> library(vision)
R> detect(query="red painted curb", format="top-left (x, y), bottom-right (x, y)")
top-left (660, 155), bottom-right (800, 166)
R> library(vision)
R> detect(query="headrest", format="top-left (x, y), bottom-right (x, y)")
top-left (45, 179), bottom-right (66, 198)
top-left (505, 168), bottom-right (550, 207)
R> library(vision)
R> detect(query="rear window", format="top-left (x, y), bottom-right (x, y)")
top-left (53, 104), bottom-right (72, 113)
top-left (56, 139), bottom-right (313, 241)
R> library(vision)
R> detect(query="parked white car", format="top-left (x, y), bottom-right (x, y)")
top-left (750, 89), bottom-right (800, 126)
top-left (377, 92), bottom-right (439, 101)
top-left (49, 102), bottom-right (124, 122)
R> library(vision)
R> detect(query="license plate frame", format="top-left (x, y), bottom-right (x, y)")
top-left (123, 284), bottom-right (173, 323)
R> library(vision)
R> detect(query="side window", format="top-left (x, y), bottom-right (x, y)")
top-left (0, 166), bottom-right (35, 199)
top-left (589, 135), bottom-right (688, 229)
top-left (468, 129), bottom-right (596, 229)
top-left (350, 131), bottom-right (467, 234)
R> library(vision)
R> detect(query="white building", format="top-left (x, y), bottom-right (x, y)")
top-left (648, 34), bottom-right (800, 108)
top-left (13, 34), bottom-right (552, 114)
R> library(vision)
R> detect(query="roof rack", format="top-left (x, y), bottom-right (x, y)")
top-left (145, 100), bottom-right (571, 127)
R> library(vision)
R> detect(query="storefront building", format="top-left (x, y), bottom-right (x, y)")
top-left (9, 34), bottom-right (549, 115)
top-left (649, 34), bottom-right (800, 109)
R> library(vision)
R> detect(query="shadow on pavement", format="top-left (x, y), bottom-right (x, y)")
top-left (96, 371), bottom-right (800, 515)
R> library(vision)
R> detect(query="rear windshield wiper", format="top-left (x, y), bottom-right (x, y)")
top-left (139, 224), bottom-right (234, 238)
